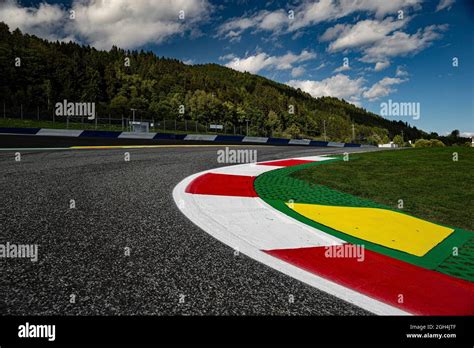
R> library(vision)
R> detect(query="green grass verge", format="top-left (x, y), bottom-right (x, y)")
top-left (292, 148), bottom-right (474, 231)
top-left (254, 152), bottom-right (474, 281)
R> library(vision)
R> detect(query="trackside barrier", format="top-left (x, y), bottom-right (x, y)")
top-left (0, 127), bottom-right (375, 148)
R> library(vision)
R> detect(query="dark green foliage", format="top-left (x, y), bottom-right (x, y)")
top-left (0, 22), bottom-right (433, 141)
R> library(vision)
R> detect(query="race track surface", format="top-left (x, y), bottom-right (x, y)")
top-left (1, 144), bottom-right (377, 315)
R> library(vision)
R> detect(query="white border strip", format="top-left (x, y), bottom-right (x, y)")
top-left (242, 136), bottom-right (268, 143)
top-left (119, 132), bottom-right (157, 139)
top-left (327, 141), bottom-right (345, 147)
top-left (184, 134), bottom-right (218, 141)
top-left (36, 129), bottom-right (84, 137)
top-left (289, 139), bottom-right (311, 145)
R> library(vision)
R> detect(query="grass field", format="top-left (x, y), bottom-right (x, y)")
top-left (292, 148), bottom-right (474, 231)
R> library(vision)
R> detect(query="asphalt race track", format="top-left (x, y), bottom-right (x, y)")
top-left (1, 141), bottom-right (378, 315)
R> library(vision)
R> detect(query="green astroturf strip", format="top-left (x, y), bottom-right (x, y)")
top-left (436, 235), bottom-right (474, 281)
top-left (254, 158), bottom-right (474, 282)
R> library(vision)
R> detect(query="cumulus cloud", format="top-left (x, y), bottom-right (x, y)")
top-left (360, 24), bottom-right (448, 63)
top-left (319, 23), bottom-right (347, 42)
top-left (436, 0), bottom-right (455, 12)
top-left (396, 65), bottom-right (409, 77)
top-left (287, 72), bottom-right (410, 104)
top-left (374, 61), bottom-right (390, 71)
top-left (287, 74), bottom-right (366, 103)
top-left (321, 17), bottom-right (406, 52)
top-left (0, 0), bottom-right (71, 41)
top-left (320, 16), bottom-right (447, 67)
top-left (217, 0), bottom-right (422, 40)
top-left (362, 77), bottom-right (407, 101)
top-left (288, 0), bottom-right (422, 31)
top-left (225, 50), bottom-right (316, 74)
top-left (216, 9), bottom-right (288, 41)
top-left (333, 65), bottom-right (350, 73)
top-left (0, 0), bottom-right (212, 49)
top-left (218, 53), bottom-right (236, 61)
top-left (225, 52), bottom-right (272, 74)
top-left (72, 0), bottom-right (212, 49)
top-left (291, 67), bottom-right (305, 78)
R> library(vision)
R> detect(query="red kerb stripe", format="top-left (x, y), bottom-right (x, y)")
top-left (265, 245), bottom-right (474, 315)
top-left (185, 173), bottom-right (258, 197)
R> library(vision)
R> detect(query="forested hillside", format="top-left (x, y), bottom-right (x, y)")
top-left (0, 22), bottom-right (429, 143)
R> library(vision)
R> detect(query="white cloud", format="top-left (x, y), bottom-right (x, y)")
top-left (287, 73), bottom-right (410, 103)
top-left (460, 131), bottom-right (474, 138)
top-left (225, 53), bottom-right (273, 74)
top-left (225, 50), bottom-right (316, 74)
top-left (70, 0), bottom-right (212, 49)
top-left (362, 77), bottom-right (407, 101)
top-left (287, 0), bottom-right (342, 31)
top-left (0, 0), bottom-right (212, 50)
top-left (291, 67), bottom-right (305, 78)
top-left (273, 50), bottom-right (316, 69)
top-left (338, 0), bottom-right (422, 18)
top-left (259, 10), bottom-right (288, 30)
top-left (0, 0), bottom-right (70, 41)
top-left (436, 0), bottom-right (455, 12)
top-left (319, 23), bottom-right (346, 42)
top-left (287, 74), bottom-right (366, 103)
top-left (217, 17), bottom-right (258, 42)
top-left (316, 62), bottom-right (326, 70)
top-left (322, 18), bottom-right (406, 52)
top-left (360, 24), bottom-right (448, 63)
top-left (219, 53), bottom-right (236, 61)
top-left (333, 65), bottom-right (351, 73)
top-left (374, 61), bottom-right (390, 71)
top-left (217, 0), bottom-right (422, 40)
top-left (216, 9), bottom-right (288, 41)
top-left (320, 16), bottom-right (447, 67)
top-left (288, 0), bottom-right (422, 31)
top-left (396, 65), bottom-right (409, 76)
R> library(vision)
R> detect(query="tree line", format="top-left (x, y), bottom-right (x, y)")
top-left (1, 22), bottom-right (465, 144)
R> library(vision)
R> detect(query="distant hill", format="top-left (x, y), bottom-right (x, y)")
top-left (0, 22), bottom-right (436, 144)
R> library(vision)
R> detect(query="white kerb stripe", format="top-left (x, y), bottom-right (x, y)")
top-left (293, 156), bottom-right (335, 161)
top-left (185, 194), bottom-right (343, 250)
top-left (209, 163), bottom-right (282, 176)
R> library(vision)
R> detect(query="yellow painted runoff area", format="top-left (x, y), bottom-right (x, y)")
top-left (287, 203), bottom-right (454, 257)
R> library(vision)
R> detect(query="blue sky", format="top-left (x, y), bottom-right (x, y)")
top-left (2, 0), bottom-right (473, 136)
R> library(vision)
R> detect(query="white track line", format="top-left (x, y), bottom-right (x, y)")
top-left (173, 158), bottom-right (409, 315)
